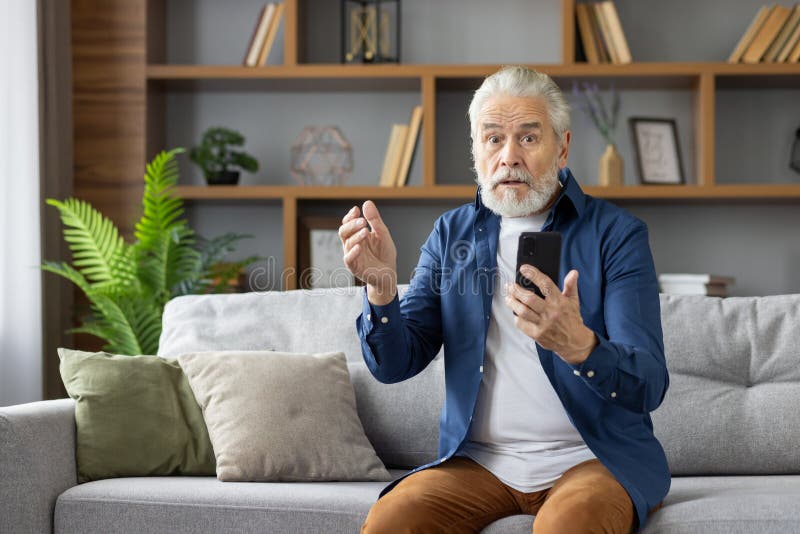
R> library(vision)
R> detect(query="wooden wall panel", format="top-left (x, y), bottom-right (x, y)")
top-left (72, 0), bottom-right (147, 234)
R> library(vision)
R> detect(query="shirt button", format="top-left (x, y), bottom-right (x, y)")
top-left (380, 316), bottom-right (389, 324)
top-left (366, 314), bottom-right (371, 321)
top-left (479, 366), bottom-right (484, 373)
top-left (587, 370), bottom-right (595, 378)
top-left (610, 391), bottom-right (617, 398)
top-left (573, 370), bottom-right (581, 376)
top-left (439, 457), bottom-right (447, 463)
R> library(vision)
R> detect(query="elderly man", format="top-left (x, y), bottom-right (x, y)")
top-left (338, 66), bottom-right (669, 533)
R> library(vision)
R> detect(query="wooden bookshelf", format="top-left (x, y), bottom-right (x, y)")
top-left (71, 0), bottom-right (800, 292)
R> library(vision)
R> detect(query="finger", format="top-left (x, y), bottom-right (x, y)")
top-left (362, 200), bottom-right (388, 238)
top-left (344, 226), bottom-right (370, 251)
top-left (520, 264), bottom-right (559, 299)
top-left (505, 291), bottom-right (542, 323)
top-left (341, 205), bottom-right (361, 225)
top-left (509, 282), bottom-right (546, 314)
top-left (338, 217), bottom-right (367, 243)
top-left (343, 242), bottom-right (362, 269)
top-left (562, 269), bottom-right (580, 300)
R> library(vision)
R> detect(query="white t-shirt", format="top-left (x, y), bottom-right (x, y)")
top-left (457, 212), bottom-right (596, 493)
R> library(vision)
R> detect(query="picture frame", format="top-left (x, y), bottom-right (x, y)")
top-left (629, 117), bottom-right (685, 185)
top-left (298, 216), bottom-right (363, 290)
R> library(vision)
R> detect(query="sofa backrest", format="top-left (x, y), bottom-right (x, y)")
top-left (158, 285), bottom-right (444, 469)
top-left (160, 287), bottom-right (800, 475)
top-left (653, 293), bottom-right (800, 475)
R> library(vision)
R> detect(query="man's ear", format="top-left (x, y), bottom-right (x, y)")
top-left (558, 130), bottom-right (571, 168)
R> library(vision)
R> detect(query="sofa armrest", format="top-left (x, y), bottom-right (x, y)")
top-left (0, 399), bottom-right (77, 534)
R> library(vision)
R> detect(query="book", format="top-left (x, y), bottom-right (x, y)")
top-left (259, 2), bottom-right (284, 66)
top-left (588, 4), bottom-right (610, 63)
top-left (243, 4), bottom-right (267, 66)
top-left (379, 125), bottom-right (408, 187)
top-left (790, 29), bottom-right (800, 61)
top-left (394, 106), bottom-right (424, 187)
top-left (658, 273), bottom-right (736, 286)
top-left (742, 5), bottom-right (792, 64)
top-left (576, 4), bottom-right (601, 64)
top-left (659, 282), bottom-right (729, 297)
top-left (593, 2), bottom-right (619, 63)
top-left (776, 6), bottom-right (800, 62)
top-left (245, 3), bottom-right (275, 67)
top-left (765, 4), bottom-right (800, 62)
top-left (600, 1), bottom-right (632, 64)
top-left (728, 6), bottom-right (771, 63)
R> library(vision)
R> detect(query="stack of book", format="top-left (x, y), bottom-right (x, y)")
top-left (575, 1), bottom-right (632, 64)
top-left (658, 274), bottom-right (736, 297)
top-left (378, 106), bottom-right (423, 187)
top-left (728, 3), bottom-right (800, 63)
top-left (243, 3), bottom-right (285, 67)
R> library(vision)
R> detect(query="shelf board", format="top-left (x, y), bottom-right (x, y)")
top-left (176, 185), bottom-right (477, 200)
top-left (176, 184), bottom-right (800, 202)
top-left (148, 62), bottom-right (800, 79)
top-left (147, 62), bottom-right (800, 91)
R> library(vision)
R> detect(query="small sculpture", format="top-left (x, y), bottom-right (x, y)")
top-left (290, 126), bottom-right (354, 186)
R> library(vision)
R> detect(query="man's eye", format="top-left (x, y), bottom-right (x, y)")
top-left (523, 135), bottom-right (536, 143)
top-left (488, 136), bottom-right (500, 144)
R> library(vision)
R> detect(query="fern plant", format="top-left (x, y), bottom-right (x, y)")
top-left (43, 148), bottom-right (260, 355)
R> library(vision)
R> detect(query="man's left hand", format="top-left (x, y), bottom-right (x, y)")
top-left (505, 265), bottom-right (598, 365)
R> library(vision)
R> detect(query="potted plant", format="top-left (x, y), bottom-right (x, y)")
top-left (43, 148), bottom-right (261, 355)
top-left (190, 127), bottom-right (260, 185)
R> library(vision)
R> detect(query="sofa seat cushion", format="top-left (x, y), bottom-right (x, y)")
top-left (642, 475), bottom-right (800, 533)
top-left (55, 474), bottom-right (800, 533)
top-left (54, 474), bottom-right (404, 534)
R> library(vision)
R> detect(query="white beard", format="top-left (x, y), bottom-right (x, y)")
top-left (476, 159), bottom-right (561, 218)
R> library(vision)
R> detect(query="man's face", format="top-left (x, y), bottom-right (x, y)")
top-left (474, 94), bottom-right (570, 217)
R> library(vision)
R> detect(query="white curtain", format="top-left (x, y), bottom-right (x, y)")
top-left (0, 0), bottom-right (43, 406)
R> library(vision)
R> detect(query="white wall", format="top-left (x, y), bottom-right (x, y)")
top-left (0, 0), bottom-right (43, 406)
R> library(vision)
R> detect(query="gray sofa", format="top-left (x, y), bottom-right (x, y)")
top-left (2, 287), bottom-right (800, 534)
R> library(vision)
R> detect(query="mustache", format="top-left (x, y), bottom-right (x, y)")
top-left (488, 168), bottom-right (535, 189)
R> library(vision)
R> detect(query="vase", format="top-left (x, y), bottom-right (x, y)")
top-left (598, 144), bottom-right (624, 187)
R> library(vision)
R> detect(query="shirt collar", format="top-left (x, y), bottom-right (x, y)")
top-left (473, 167), bottom-right (586, 218)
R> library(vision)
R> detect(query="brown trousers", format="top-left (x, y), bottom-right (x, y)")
top-left (362, 456), bottom-right (657, 534)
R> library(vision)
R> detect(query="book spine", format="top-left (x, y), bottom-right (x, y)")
top-left (259, 2), bottom-right (285, 66)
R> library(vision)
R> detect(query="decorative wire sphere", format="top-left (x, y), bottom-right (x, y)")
top-left (290, 126), bottom-right (354, 186)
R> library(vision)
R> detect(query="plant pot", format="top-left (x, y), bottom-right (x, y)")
top-left (206, 170), bottom-right (240, 186)
top-left (598, 144), bottom-right (624, 187)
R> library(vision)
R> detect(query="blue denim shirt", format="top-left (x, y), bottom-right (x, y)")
top-left (356, 168), bottom-right (670, 531)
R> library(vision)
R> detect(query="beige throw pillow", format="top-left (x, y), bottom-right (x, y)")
top-left (177, 350), bottom-right (391, 482)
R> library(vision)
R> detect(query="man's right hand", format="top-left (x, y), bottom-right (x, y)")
top-left (339, 200), bottom-right (398, 306)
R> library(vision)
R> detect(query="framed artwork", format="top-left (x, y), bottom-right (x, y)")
top-left (629, 117), bottom-right (685, 185)
top-left (298, 216), bottom-right (363, 289)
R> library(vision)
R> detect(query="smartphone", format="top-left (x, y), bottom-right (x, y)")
top-left (515, 232), bottom-right (562, 299)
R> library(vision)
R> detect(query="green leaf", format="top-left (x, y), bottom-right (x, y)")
top-left (46, 198), bottom-right (136, 290)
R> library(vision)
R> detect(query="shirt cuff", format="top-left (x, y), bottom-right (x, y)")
top-left (567, 333), bottom-right (621, 401)
top-left (359, 285), bottom-right (401, 336)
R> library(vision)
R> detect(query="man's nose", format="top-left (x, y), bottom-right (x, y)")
top-left (500, 140), bottom-right (521, 167)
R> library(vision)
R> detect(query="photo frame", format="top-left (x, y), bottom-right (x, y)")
top-left (298, 216), bottom-right (363, 290)
top-left (629, 117), bottom-right (685, 185)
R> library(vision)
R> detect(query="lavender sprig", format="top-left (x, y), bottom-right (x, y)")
top-left (571, 81), bottom-right (620, 146)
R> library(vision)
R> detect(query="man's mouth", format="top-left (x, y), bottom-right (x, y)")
top-left (496, 179), bottom-right (528, 186)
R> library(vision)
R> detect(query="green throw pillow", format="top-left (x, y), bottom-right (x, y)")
top-left (58, 348), bottom-right (216, 483)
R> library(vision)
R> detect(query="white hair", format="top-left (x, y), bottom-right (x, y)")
top-left (468, 66), bottom-right (571, 157)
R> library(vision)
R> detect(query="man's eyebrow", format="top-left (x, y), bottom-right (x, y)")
top-left (519, 122), bottom-right (542, 131)
top-left (481, 122), bottom-right (543, 132)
